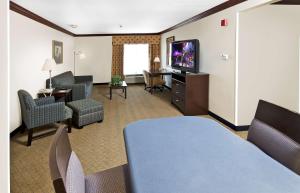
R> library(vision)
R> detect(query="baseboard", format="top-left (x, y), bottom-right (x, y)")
top-left (208, 111), bottom-right (249, 131)
top-left (126, 82), bottom-right (145, 85)
top-left (235, 125), bottom-right (249, 131)
top-left (10, 124), bottom-right (24, 138)
top-left (93, 82), bottom-right (109, 85)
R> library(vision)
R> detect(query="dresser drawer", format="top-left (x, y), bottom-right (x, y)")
top-left (172, 95), bottom-right (185, 112)
top-left (172, 79), bottom-right (185, 97)
top-left (172, 88), bottom-right (185, 98)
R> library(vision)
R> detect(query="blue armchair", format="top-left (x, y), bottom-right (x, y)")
top-left (18, 90), bottom-right (73, 146)
top-left (46, 71), bottom-right (93, 101)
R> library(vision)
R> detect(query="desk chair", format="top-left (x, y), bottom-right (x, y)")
top-left (143, 70), bottom-right (166, 94)
top-left (143, 70), bottom-right (152, 91)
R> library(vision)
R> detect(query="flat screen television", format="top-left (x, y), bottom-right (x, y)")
top-left (171, 39), bottom-right (199, 73)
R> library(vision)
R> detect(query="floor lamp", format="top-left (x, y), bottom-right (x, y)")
top-left (73, 51), bottom-right (86, 75)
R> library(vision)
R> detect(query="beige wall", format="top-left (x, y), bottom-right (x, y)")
top-left (10, 11), bottom-right (75, 132)
top-left (0, 0), bottom-right (10, 192)
top-left (160, 0), bottom-right (284, 125)
top-left (238, 5), bottom-right (300, 125)
top-left (161, 5), bottom-right (240, 123)
top-left (75, 37), bottom-right (113, 83)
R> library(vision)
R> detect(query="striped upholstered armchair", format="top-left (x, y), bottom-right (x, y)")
top-left (18, 90), bottom-right (73, 146)
top-left (46, 71), bottom-right (93, 101)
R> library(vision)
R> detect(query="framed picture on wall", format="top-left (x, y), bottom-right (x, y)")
top-left (52, 40), bottom-right (63, 64)
top-left (166, 36), bottom-right (175, 66)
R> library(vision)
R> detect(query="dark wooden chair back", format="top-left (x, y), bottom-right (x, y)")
top-left (254, 100), bottom-right (300, 144)
top-left (248, 100), bottom-right (300, 175)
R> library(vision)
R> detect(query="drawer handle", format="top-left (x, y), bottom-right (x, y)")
top-left (176, 91), bottom-right (180, 94)
top-left (176, 83), bottom-right (179, 86)
top-left (175, 99), bottom-right (180, 102)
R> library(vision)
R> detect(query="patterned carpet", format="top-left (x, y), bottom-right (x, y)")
top-left (10, 85), bottom-right (247, 193)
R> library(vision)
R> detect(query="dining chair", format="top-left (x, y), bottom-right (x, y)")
top-left (49, 126), bottom-right (131, 193)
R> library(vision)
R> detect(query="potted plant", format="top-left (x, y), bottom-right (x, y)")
top-left (111, 75), bottom-right (122, 86)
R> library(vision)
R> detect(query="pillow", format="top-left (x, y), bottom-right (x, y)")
top-left (66, 151), bottom-right (85, 193)
top-left (248, 119), bottom-right (300, 175)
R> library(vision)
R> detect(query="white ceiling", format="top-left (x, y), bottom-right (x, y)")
top-left (12, 0), bottom-right (227, 34)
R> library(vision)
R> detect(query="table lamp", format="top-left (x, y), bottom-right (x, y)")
top-left (153, 56), bottom-right (160, 70)
top-left (42, 58), bottom-right (56, 90)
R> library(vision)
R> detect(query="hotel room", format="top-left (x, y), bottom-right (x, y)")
top-left (0, 0), bottom-right (300, 192)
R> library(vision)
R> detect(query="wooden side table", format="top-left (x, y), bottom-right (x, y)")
top-left (38, 89), bottom-right (72, 103)
top-left (109, 81), bottom-right (127, 100)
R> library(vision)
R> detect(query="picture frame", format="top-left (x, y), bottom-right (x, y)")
top-left (52, 40), bottom-right (63, 64)
top-left (166, 36), bottom-right (175, 66)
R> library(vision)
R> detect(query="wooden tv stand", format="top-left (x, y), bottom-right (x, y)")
top-left (171, 72), bottom-right (209, 115)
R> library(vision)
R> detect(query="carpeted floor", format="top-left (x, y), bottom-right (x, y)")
top-left (10, 85), bottom-right (247, 193)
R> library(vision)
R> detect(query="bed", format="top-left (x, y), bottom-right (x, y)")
top-left (124, 100), bottom-right (300, 193)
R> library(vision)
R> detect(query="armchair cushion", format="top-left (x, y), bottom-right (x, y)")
top-left (29, 102), bottom-right (65, 129)
top-left (34, 96), bottom-right (55, 106)
top-left (52, 71), bottom-right (75, 86)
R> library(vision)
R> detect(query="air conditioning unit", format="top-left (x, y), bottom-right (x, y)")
top-left (124, 75), bottom-right (145, 84)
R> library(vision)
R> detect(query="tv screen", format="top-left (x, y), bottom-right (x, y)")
top-left (171, 39), bottom-right (199, 73)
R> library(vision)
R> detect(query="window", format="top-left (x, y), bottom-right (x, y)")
top-left (123, 44), bottom-right (149, 75)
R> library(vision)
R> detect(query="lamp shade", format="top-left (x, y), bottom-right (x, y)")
top-left (42, 58), bottom-right (56, 71)
top-left (154, 56), bottom-right (160, 63)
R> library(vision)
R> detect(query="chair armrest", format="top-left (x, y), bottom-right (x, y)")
top-left (75, 75), bottom-right (93, 83)
top-left (28, 102), bottom-right (65, 128)
top-left (34, 96), bottom-right (55, 106)
top-left (56, 83), bottom-right (86, 101)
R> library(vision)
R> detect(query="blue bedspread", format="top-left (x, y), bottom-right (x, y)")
top-left (124, 116), bottom-right (300, 193)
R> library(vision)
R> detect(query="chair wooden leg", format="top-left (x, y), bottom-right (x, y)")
top-left (27, 128), bottom-right (33, 146)
top-left (20, 122), bottom-right (26, 133)
top-left (67, 119), bottom-right (72, 133)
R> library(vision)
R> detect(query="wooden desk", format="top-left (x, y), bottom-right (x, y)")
top-left (146, 69), bottom-right (172, 77)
